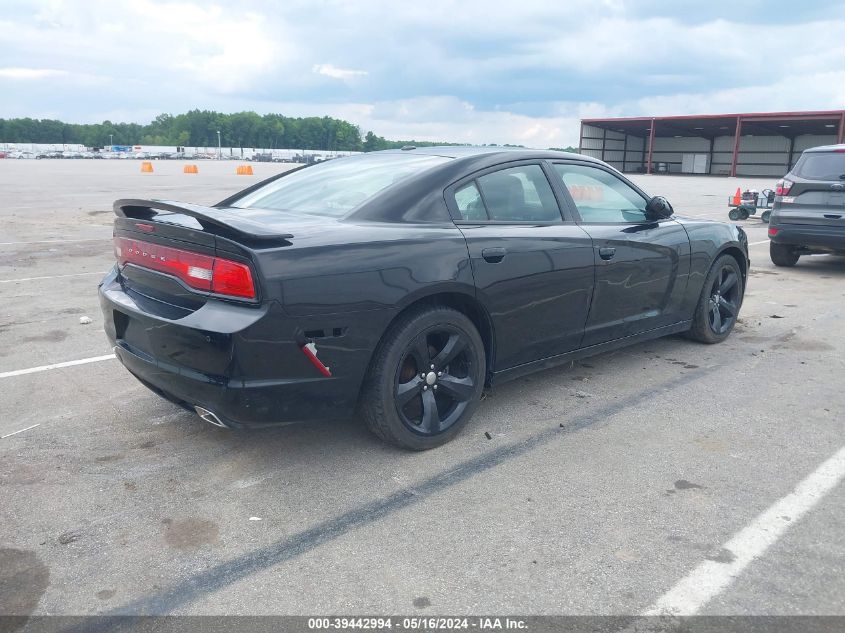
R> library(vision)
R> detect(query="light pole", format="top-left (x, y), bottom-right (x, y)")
top-left (109, 133), bottom-right (113, 149)
top-left (217, 130), bottom-right (221, 160)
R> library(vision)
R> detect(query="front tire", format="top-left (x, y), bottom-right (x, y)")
top-left (770, 242), bottom-right (800, 267)
top-left (687, 254), bottom-right (744, 344)
top-left (359, 306), bottom-right (486, 450)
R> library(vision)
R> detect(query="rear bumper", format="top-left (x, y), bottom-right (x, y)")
top-left (111, 342), bottom-right (339, 428)
top-left (99, 269), bottom-right (372, 427)
top-left (769, 224), bottom-right (845, 252)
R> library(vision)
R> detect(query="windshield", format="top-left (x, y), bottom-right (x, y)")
top-left (794, 152), bottom-right (845, 181)
top-left (231, 153), bottom-right (451, 217)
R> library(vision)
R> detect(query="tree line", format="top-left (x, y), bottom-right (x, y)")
top-left (0, 110), bottom-right (471, 152)
top-left (0, 109), bottom-right (579, 153)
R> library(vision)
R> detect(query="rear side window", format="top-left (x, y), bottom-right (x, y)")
top-left (793, 152), bottom-right (845, 181)
top-left (462, 165), bottom-right (560, 222)
top-left (232, 153), bottom-right (450, 217)
top-left (454, 182), bottom-right (486, 220)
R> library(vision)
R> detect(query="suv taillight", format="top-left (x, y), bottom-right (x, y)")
top-left (775, 179), bottom-right (793, 196)
top-left (114, 237), bottom-right (256, 299)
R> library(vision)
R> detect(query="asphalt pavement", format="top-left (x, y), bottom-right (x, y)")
top-left (0, 160), bottom-right (842, 619)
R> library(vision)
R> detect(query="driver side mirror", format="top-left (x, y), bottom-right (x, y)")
top-left (645, 196), bottom-right (674, 220)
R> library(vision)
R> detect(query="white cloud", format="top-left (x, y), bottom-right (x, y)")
top-left (2, 1), bottom-right (844, 148)
top-left (4, 1), bottom-right (290, 94)
top-left (620, 71), bottom-right (845, 118)
top-left (312, 64), bottom-right (368, 80)
top-left (0, 67), bottom-right (67, 79)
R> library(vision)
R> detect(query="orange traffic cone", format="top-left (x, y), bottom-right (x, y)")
top-left (183, 164), bottom-right (198, 174)
top-left (732, 187), bottom-right (741, 206)
top-left (236, 165), bottom-right (254, 175)
top-left (140, 161), bottom-right (153, 173)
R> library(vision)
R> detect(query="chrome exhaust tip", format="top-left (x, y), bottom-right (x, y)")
top-left (194, 406), bottom-right (228, 428)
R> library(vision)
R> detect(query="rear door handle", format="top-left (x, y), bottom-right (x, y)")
top-left (824, 214), bottom-right (842, 219)
top-left (481, 247), bottom-right (507, 263)
top-left (599, 246), bottom-right (616, 260)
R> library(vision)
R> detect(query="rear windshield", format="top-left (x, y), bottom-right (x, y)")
top-left (231, 153), bottom-right (450, 217)
top-left (793, 152), bottom-right (845, 181)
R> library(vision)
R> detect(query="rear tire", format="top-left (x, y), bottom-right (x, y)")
top-left (686, 254), bottom-right (744, 344)
top-left (728, 208), bottom-right (742, 221)
top-left (359, 306), bottom-right (485, 450)
top-left (770, 242), bottom-right (800, 267)
top-left (761, 210), bottom-right (771, 223)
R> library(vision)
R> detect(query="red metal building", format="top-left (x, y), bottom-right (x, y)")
top-left (580, 110), bottom-right (845, 177)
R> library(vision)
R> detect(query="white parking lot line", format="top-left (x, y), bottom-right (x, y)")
top-left (642, 444), bottom-right (845, 616)
top-left (0, 237), bottom-right (111, 246)
top-left (0, 354), bottom-right (116, 379)
top-left (0, 271), bottom-right (107, 283)
top-left (748, 240), bottom-right (770, 246)
top-left (1, 423), bottom-right (40, 439)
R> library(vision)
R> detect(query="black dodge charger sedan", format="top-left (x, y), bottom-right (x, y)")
top-left (99, 147), bottom-right (748, 449)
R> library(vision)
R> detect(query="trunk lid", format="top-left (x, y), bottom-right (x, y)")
top-left (113, 199), bottom-right (296, 318)
top-left (777, 152), bottom-right (845, 228)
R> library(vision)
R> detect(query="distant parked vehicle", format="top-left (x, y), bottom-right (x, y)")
top-left (769, 144), bottom-right (845, 266)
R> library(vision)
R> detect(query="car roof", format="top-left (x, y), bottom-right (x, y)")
top-left (376, 145), bottom-right (601, 163)
top-left (803, 143), bottom-right (845, 153)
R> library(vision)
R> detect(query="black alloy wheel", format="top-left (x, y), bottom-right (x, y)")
top-left (707, 265), bottom-right (741, 335)
top-left (360, 306), bottom-right (485, 450)
top-left (394, 327), bottom-right (476, 436)
top-left (686, 254), bottom-right (744, 344)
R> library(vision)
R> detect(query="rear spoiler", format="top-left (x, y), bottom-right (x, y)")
top-left (113, 199), bottom-right (294, 241)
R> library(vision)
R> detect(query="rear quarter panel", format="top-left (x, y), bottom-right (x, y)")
top-left (253, 221), bottom-right (476, 401)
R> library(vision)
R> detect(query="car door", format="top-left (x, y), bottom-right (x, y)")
top-left (445, 161), bottom-right (595, 371)
top-left (550, 161), bottom-right (690, 347)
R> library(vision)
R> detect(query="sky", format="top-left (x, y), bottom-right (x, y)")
top-left (1, 0), bottom-right (844, 147)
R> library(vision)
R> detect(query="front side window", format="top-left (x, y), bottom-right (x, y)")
top-left (232, 153), bottom-right (450, 217)
top-left (553, 163), bottom-right (648, 223)
top-left (471, 164), bottom-right (561, 222)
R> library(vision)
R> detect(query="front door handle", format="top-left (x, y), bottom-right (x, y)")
top-left (482, 247), bottom-right (507, 263)
top-left (599, 246), bottom-right (616, 261)
top-left (824, 214), bottom-right (842, 219)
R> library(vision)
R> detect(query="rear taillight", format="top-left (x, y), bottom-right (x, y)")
top-left (775, 179), bottom-right (793, 196)
top-left (114, 237), bottom-right (256, 299)
top-left (768, 227), bottom-right (779, 237)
